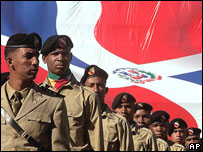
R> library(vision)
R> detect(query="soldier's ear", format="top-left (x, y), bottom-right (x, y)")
top-left (6, 57), bottom-right (15, 70)
top-left (42, 55), bottom-right (47, 64)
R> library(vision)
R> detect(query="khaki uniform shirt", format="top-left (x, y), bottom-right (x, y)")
top-left (1, 81), bottom-right (70, 151)
top-left (101, 104), bottom-right (134, 151)
top-left (156, 138), bottom-right (170, 151)
top-left (167, 140), bottom-right (186, 151)
top-left (131, 121), bottom-right (158, 151)
top-left (40, 74), bottom-right (104, 151)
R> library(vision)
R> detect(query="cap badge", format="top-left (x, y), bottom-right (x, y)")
top-left (188, 129), bottom-right (194, 135)
top-left (88, 67), bottom-right (95, 76)
top-left (138, 103), bottom-right (143, 108)
top-left (122, 95), bottom-right (128, 102)
top-left (33, 35), bottom-right (39, 47)
top-left (174, 121), bottom-right (179, 128)
top-left (160, 115), bottom-right (165, 121)
top-left (59, 37), bottom-right (66, 48)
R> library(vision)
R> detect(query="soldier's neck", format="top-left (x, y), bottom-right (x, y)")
top-left (8, 78), bottom-right (33, 91)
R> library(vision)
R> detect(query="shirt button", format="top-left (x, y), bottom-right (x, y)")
top-left (12, 147), bottom-right (17, 151)
top-left (36, 118), bottom-right (41, 122)
top-left (12, 134), bottom-right (18, 139)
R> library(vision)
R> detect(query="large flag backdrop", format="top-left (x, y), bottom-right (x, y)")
top-left (1, 1), bottom-right (202, 131)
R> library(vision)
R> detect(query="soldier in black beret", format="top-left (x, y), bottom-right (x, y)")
top-left (40, 35), bottom-right (104, 150)
top-left (149, 110), bottom-right (170, 141)
top-left (169, 118), bottom-right (188, 145)
top-left (185, 127), bottom-right (202, 151)
top-left (133, 102), bottom-right (153, 128)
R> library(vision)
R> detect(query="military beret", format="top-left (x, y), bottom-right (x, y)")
top-left (134, 102), bottom-right (153, 112)
top-left (111, 92), bottom-right (136, 109)
top-left (186, 127), bottom-right (201, 137)
top-left (80, 65), bottom-right (108, 85)
top-left (151, 110), bottom-right (170, 123)
top-left (41, 35), bottom-right (73, 55)
top-left (168, 118), bottom-right (188, 136)
top-left (5, 33), bottom-right (41, 51)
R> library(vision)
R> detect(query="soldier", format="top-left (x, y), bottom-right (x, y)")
top-left (40, 35), bottom-right (104, 151)
top-left (185, 127), bottom-right (201, 151)
top-left (1, 33), bottom-right (70, 151)
top-left (134, 102), bottom-right (153, 128)
top-left (80, 65), bottom-right (134, 151)
top-left (111, 92), bottom-right (158, 151)
top-left (134, 102), bottom-right (170, 151)
top-left (169, 118), bottom-right (188, 146)
top-left (150, 110), bottom-right (185, 151)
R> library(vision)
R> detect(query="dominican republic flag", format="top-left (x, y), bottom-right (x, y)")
top-left (1, 1), bottom-right (202, 132)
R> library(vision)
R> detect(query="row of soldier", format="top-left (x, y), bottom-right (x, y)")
top-left (1, 33), bottom-right (201, 151)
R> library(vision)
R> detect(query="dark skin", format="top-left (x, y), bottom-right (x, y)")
top-left (6, 48), bottom-right (39, 91)
top-left (171, 128), bottom-right (186, 145)
top-left (42, 48), bottom-right (72, 76)
top-left (84, 76), bottom-right (108, 107)
top-left (149, 122), bottom-right (169, 140)
top-left (134, 109), bottom-right (151, 128)
top-left (185, 135), bottom-right (201, 150)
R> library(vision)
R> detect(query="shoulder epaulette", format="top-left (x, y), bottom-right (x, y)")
top-left (39, 86), bottom-right (65, 98)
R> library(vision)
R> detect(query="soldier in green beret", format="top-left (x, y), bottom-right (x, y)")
top-left (80, 65), bottom-right (134, 151)
top-left (1, 33), bottom-right (70, 151)
top-left (40, 35), bottom-right (104, 151)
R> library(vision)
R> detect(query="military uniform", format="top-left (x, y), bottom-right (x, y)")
top-left (130, 121), bottom-right (158, 151)
top-left (101, 104), bottom-right (134, 151)
top-left (40, 74), bottom-right (104, 151)
top-left (156, 138), bottom-right (170, 151)
top-left (1, 81), bottom-right (69, 151)
top-left (167, 139), bottom-right (186, 151)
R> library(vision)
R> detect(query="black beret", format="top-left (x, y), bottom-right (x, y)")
top-left (1, 72), bottom-right (10, 86)
top-left (80, 65), bottom-right (108, 85)
top-left (111, 92), bottom-right (136, 109)
top-left (168, 118), bottom-right (188, 136)
top-left (41, 35), bottom-right (73, 55)
top-left (151, 110), bottom-right (170, 123)
top-left (186, 127), bottom-right (201, 137)
top-left (5, 33), bottom-right (41, 51)
top-left (134, 102), bottom-right (153, 112)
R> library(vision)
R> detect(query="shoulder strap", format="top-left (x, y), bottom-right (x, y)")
top-left (1, 107), bottom-right (46, 151)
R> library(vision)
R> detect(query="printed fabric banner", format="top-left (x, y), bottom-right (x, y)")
top-left (1, 1), bottom-right (202, 132)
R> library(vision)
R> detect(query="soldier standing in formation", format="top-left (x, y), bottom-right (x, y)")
top-left (1, 33), bottom-right (70, 151)
top-left (150, 110), bottom-right (186, 151)
top-left (111, 92), bottom-right (158, 151)
top-left (39, 35), bottom-right (104, 151)
top-left (80, 65), bottom-right (134, 151)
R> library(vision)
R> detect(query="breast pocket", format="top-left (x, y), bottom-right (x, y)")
top-left (26, 112), bottom-right (51, 136)
top-left (67, 110), bottom-right (83, 126)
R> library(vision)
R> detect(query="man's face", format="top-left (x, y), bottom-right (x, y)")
top-left (42, 48), bottom-right (72, 76)
top-left (85, 76), bottom-right (107, 105)
top-left (185, 135), bottom-right (201, 150)
top-left (7, 48), bottom-right (39, 80)
top-left (171, 128), bottom-right (186, 144)
top-left (114, 102), bottom-right (134, 122)
top-left (134, 109), bottom-right (151, 128)
top-left (150, 122), bottom-right (168, 140)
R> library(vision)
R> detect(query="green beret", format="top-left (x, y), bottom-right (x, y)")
top-left (80, 65), bottom-right (108, 85)
top-left (5, 33), bottom-right (41, 51)
top-left (134, 102), bottom-right (153, 112)
top-left (111, 92), bottom-right (136, 109)
top-left (168, 118), bottom-right (188, 136)
top-left (151, 110), bottom-right (170, 123)
top-left (41, 35), bottom-right (73, 56)
top-left (186, 127), bottom-right (201, 137)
